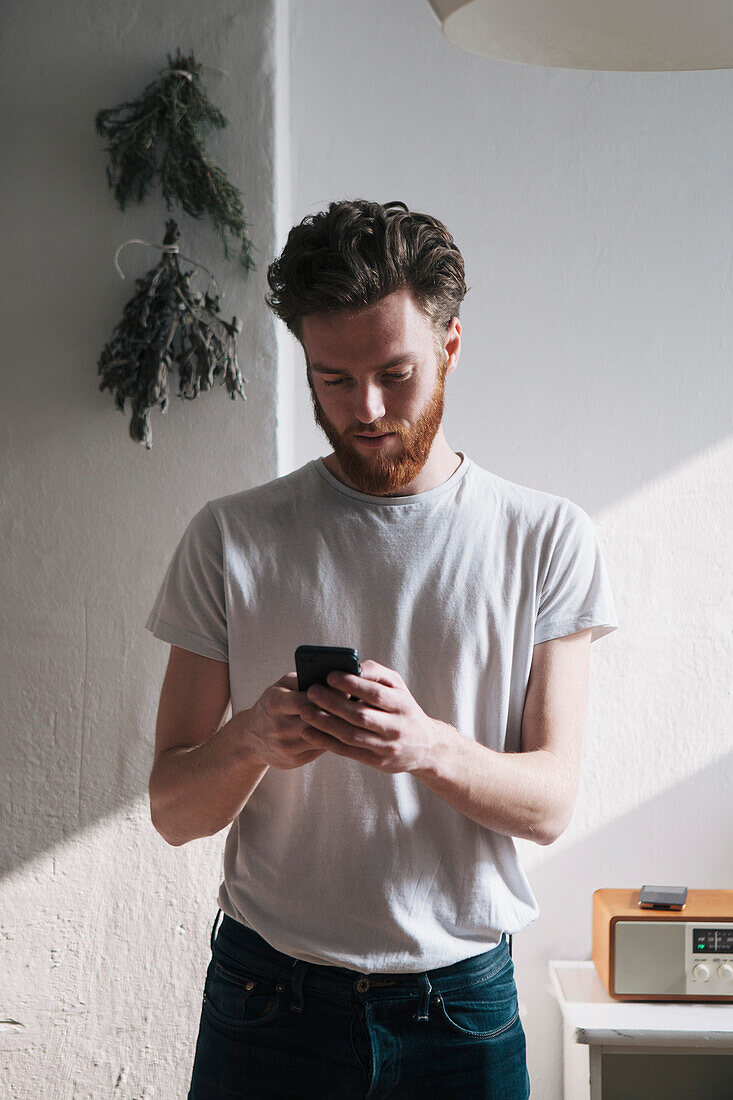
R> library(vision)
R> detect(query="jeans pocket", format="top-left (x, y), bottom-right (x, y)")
top-left (434, 958), bottom-right (519, 1040)
top-left (203, 957), bottom-right (285, 1029)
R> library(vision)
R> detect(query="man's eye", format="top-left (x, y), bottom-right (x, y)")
top-left (322, 374), bottom-right (410, 388)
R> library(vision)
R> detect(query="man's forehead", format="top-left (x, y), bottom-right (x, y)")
top-left (302, 289), bottom-right (425, 337)
top-left (301, 292), bottom-right (431, 364)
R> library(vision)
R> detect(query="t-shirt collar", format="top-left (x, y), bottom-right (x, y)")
top-left (313, 452), bottom-right (470, 506)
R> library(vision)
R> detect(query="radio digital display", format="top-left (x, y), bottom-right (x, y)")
top-left (693, 928), bottom-right (733, 954)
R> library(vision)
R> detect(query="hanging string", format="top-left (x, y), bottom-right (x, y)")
top-left (112, 238), bottom-right (223, 299)
top-left (165, 63), bottom-right (230, 79)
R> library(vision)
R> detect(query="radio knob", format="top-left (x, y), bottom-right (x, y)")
top-left (717, 963), bottom-right (733, 982)
top-left (692, 963), bottom-right (710, 981)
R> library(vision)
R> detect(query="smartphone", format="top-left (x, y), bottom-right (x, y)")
top-left (638, 885), bottom-right (688, 910)
top-left (295, 645), bottom-right (361, 694)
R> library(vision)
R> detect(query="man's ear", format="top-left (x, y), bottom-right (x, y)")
top-left (444, 317), bottom-right (461, 375)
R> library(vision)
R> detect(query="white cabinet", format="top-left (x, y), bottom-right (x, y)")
top-left (549, 961), bottom-right (733, 1100)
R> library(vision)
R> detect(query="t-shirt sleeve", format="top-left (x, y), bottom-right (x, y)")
top-left (144, 503), bottom-right (228, 662)
top-left (534, 499), bottom-right (619, 645)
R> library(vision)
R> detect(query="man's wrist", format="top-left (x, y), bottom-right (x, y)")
top-left (221, 708), bottom-right (268, 772)
top-left (412, 719), bottom-right (467, 785)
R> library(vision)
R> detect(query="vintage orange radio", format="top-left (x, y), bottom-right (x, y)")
top-left (592, 887), bottom-right (733, 1002)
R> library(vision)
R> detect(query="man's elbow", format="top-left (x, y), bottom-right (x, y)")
top-left (148, 779), bottom-right (188, 847)
top-left (538, 805), bottom-right (574, 845)
top-left (150, 804), bottom-right (184, 847)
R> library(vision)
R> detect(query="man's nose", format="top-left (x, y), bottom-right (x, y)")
top-left (353, 382), bottom-right (386, 424)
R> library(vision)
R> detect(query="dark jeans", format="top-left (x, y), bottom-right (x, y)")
top-left (188, 910), bottom-right (530, 1099)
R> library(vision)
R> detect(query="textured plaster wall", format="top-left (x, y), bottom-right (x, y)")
top-left (1, 0), bottom-right (281, 1095)
top-left (286, 2), bottom-right (733, 1097)
top-left (2, 1), bottom-right (732, 1098)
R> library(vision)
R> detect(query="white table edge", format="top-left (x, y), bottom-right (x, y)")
top-left (548, 960), bottom-right (733, 1049)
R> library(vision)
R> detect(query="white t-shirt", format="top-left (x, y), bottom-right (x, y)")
top-left (145, 453), bottom-right (619, 972)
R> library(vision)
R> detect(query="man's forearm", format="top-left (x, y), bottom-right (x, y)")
top-left (413, 723), bottom-right (568, 845)
top-left (149, 712), bottom-right (269, 847)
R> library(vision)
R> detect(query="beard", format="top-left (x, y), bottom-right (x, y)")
top-left (306, 349), bottom-right (448, 496)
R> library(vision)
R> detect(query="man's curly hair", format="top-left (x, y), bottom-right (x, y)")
top-left (265, 199), bottom-right (468, 345)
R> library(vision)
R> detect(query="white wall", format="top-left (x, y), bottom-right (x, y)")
top-left (286, 2), bottom-right (733, 1097)
top-left (3, 1), bottom-right (732, 1097)
top-left (1, 1), bottom-right (282, 1095)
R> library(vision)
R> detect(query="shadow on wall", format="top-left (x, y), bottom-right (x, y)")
top-left (526, 750), bottom-right (733, 955)
top-left (512, 751), bottom-right (733, 1095)
top-left (2, 593), bottom-right (169, 879)
top-left (4, 593), bottom-right (732, 891)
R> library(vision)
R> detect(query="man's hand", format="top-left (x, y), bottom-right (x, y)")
top-left (239, 671), bottom-right (328, 770)
top-left (299, 659), bottom-right (451, 773)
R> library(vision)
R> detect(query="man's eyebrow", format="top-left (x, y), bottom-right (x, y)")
top-left (309, 354), bottom-right (418, 375)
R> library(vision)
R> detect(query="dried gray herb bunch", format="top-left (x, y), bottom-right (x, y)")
top-left (95, 49), bottom-right (255, 272)
top-left (98, 220), bottom-right (246, 449)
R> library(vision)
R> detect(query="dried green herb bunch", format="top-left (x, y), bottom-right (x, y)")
top-left (95, 50), bottom-right (255, 272)
top-left (98, 221), bottom-right (246, 449)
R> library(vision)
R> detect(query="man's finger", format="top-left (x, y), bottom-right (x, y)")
top-left (323, 673), bottom-right (396, 713)
top-left (304, 688), bottom-right (391, 732)
top-left (304, 716), bottom-right (388, 753)
top-left (359, 658), bottom-right (403, 688)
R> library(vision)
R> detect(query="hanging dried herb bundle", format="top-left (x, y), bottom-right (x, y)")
top-left (95, 50), bottom-right (255, 272)
top-left (98, 221), bottom-right (246, 449)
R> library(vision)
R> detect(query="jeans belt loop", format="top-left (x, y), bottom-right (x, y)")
top-left (210, 908), bottom-right (223, 953)
top-left (415, 971), bottom-right (433, 1022)
top-left (290, 959), bottom-right (307, 1012)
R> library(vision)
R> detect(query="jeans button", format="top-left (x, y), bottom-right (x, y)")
top-left (356, 977), bottom-right (370, 992)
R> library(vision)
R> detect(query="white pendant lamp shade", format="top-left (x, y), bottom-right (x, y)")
top-left (428, 0), bottom-right (733, 71)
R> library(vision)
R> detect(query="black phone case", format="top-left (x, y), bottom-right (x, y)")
top-left (295, 645), bottom-right (361, 693)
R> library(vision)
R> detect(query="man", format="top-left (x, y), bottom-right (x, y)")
top-left (146, 199), bottom-right (619, 1099)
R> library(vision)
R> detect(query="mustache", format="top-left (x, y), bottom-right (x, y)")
top-left (349, 427), bottom-right (401, 438)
